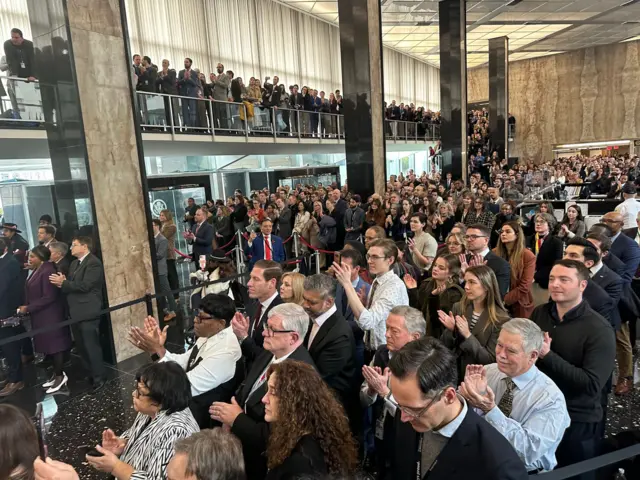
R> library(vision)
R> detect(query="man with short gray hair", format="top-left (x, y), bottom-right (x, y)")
top-left (360, 305), bottom-right (425, 477)
top-left (211, 302), bottom-right (315, 480)
top-left (302, 274), bottom-right (357, 418)
top-left (49, 241), bottom-right (70, 276)
top-left (460, 318), bottom-right (570, 473)
top-left (168, 428), bottom-right (245, 480)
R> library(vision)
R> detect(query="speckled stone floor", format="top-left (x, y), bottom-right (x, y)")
top-left (2, 333), bottom-right (639, 479)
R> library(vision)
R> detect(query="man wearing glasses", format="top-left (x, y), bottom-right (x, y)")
top-left (212, 303), bottom-right (315, 480)
top-left (128, 293), bottom-right (241, 426)
top-left (388, 337), bottom-right (528, 480)
top-left (463, 224), bottom-right (511, 297)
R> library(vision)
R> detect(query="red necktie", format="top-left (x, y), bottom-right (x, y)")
top-left (537, 236), bottom-right (543, 252)
top-left (264, 236), bottom-right (272, 260)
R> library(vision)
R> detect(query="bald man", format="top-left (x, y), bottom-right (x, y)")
top-left (602, 212), bottom-right (640, 284)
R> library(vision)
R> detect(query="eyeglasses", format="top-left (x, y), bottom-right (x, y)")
top-left (366, 254), bottom-right (387, 261)
top-left (534, 220), bottom-right (548, 225)
top-left (389, 387), bottom-right (446, 419)
top-left (194, 311), bottom-right (217, 324)
top-left (464, 235), bottom-right (487, 241)
top-left (264, 325), bottom-right (295, 336)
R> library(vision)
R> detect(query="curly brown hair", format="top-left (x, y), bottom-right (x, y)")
top-left (265, 360), bottom-right (358, 476)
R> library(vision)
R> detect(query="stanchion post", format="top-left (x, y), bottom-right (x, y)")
top-left (315, 250), bottom-right (321, 274)
top-left (235, 229), bottom-right (247, 283)
top-left (293, 232), bottom-right (300, 273)
top-left (144, 293), bottom-right (153, 316)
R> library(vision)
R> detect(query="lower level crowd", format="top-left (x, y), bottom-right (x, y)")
top-left (1, 169), bottom-right (639, 480)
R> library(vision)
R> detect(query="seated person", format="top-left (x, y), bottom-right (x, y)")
top-left (85, 362), bottom-right (199, 479)
top-left (460, 318), bottom-right (570, 473)
top-left (262, 360), bottom-right (358, 479)
top-left (128, 294), bottom-right (242, 427)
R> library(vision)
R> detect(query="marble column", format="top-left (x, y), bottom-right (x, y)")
top-left (438, 0), bottom-right (468, 182)
top-left (26, 0), bottom-right (155, 362)
top-left (337, 0), bottom-right (386, 197)
top-left (489, 36), bottom-right (509, 161)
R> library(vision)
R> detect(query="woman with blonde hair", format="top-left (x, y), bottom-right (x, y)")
top-left (432, 202), bottom-right (456, 243)
top-left (438, 264), bottom-right (510, 379)
top-left (160, 209), bottom-right (179, 296)
top-left (441, 231), bottom-right (467, 257)
top-left (280, 272), bottom-right (305, 305)
top-left (493, 220), bottom-right (535, 318)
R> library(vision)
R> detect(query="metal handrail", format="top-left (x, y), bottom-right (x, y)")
top-left (0, 74), bottom-right (39, 82)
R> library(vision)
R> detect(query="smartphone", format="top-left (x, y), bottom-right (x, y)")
top-left (78, 445), bottom-right (104, 458)
top-left (35, 403), bottom-right (48, 460)
top-left (334, 252), bottom-right (341, 265)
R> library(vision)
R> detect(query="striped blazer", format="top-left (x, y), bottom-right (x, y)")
top-left (120, 408), bottom-right (199, 480)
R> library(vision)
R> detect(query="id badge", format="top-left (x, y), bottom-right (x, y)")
top-left (20, 61), bottom-right (26, 68)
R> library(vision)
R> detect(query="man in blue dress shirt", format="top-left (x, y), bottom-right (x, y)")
top-left (460, 318), bottom-right (570, 473)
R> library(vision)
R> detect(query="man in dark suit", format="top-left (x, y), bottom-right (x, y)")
top-left (246, 218), bottom-right (285, 269)
top-left (603, 212), bottom-right (640, 284)
top-left (49, 236), bottom-right (106, 391)
top-left (275, 198), bottom-right (293, 258)
top-left (289, 84), bottom-right (303, 134)
top-left (388, 336), bottom-right (528, 480)
top-left (302, 274), bottom-right (357, 413)
top-left (330, 188), bottom-right (348, 250)
top-left (0, 237), bottom-right (27, 397)
top-left (177, 57), bottom-right (201, 127)
top-left (231, 260), bottom-right (283, 351)
top-left (211, 303), bottom-right (315, 480)
top-left (186, 208), bottom-right (214, 263)
top-left (335, 249), bottom-right (370, 371)
top-left (465, 224), bottom-right (511, 297)
top-left (2, 222), bottom-right (29, 287)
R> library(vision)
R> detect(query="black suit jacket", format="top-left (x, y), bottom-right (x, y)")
top-left (466, 251), bottom-right (510, 297)
top-left (54, 257), bottom-right (71, 277)
top-left (526, 234), bottom-right (564, 289)
top-left (61, 254), bottom-right (104, 321)
top-left (0, 254), bottom-right (22, 318)
top-left (611, 232), bottom-right (640, 284)
top-left (392, 406), bottom-right (528, 480)
top-left (304, 310), bottom-right (357, 410)
top-left (242, 294), bottom-right (284, 351)
top-left (232, 345), bottom-right (316, 480)
top-left (590, 264), bottom-right (623, 329)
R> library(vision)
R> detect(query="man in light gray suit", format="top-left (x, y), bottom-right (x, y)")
top-left (211, 63), bottom-right (231, 130)
top-left (153, 219), bottom-right (177, 322)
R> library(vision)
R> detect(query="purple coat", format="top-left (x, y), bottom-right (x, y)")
top-left (24, 261), bottom-right (72, 354)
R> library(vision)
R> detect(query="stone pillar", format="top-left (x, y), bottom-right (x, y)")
top-left (438, 0), bottom-right (468, 182)
top-left (26, 0), bottom-right (155, 362)
top-left (337, 0), bottom-right (386, 197)
top-left (489, 36), bottom-right (509, 161)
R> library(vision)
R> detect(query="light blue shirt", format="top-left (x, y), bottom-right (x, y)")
top-left (610, 231), bottom-right (621, 244)
top-left (435, 396), bottom-right (468, 438)
top-left (482, 364), bottom-right (570, 472)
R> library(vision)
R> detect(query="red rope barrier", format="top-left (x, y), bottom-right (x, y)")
top-left (297, 235), bottom-right (336, 255)
top-left (282, 235), bottom-right (294, 244)
top-left (217, 233), bottom-right (238, 250)
top-left (174, 248), bottom-right (192, 259)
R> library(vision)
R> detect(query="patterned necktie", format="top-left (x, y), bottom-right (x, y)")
top-left (498, 378), bottom-right (516, 417)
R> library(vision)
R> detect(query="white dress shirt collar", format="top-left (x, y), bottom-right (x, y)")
top-left (78, 252), bottom-right (90, 264)
top-left (351, 277), bottom-right (360, 289)
top-left (261, 290), bottom-right (279, 309)
top-left (590, 261), bottom-right (604, 277)
top-left (477, 247), bottom-right (490, 258)
top-left (313, 304), bottom-right (337, 329)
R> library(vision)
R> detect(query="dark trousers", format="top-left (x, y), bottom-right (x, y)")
top-left (71, 318), bottom-right (105, 382)
top-left (0, 325), bottom-right (25, 382)
top-left (167, 259), bottom-right (179, 299)
top-left (556, 421), bottom-right (600, 480)
top-left (163, 96), bottom-right (180, 128)
top-left (157, 274), bottom-right (177, 314)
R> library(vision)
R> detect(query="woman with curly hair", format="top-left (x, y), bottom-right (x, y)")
top-left (262, 360), bottom-right (358, 479)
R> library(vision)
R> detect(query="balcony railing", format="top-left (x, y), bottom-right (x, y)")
top-left (0, 75), bottom-right (45, 125)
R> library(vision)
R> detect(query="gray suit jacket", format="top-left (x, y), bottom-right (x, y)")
top-left (212, 73), bottom-right (230, 101)
top-left (155, 233), bottom-right (168, 276)
top-left (278, 207), bottom-right (293, 239)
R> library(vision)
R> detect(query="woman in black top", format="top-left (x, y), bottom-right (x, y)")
top-left (263, 360), bottom-right (358, 480)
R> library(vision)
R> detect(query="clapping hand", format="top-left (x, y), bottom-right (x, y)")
top-left (101, 428), bottom-right (126, 456)
top-left (455, 315), bottom-right (471, 338)
top-left (539, 332), bottom-right (552, 358)
top-left (210, 397), bottom-right (243, 426)
top-left (249, 232), bottom-right (257, 242)
top-left (431, 283), bottom-right (446, 295)
top-left (356, 285), bottom-right (368, 305)
top-left (49, 272), bottom-right (65, 288)
top-left (459, 364), bottom-right (495, 413)
top-left (407, 238), bottom-right (416, 252)
top-left (468, 254), bottom-right (486, 268)
top-left (85, 445), bottom-right (119, 473)
top-left (332, 262), bottom-right (353, 288)
top-left (362, 365), bottom-right (390, 397)
top-left (458, 254), bottom-right (469, 275)
top-left (128, 316), bottom-right (167, 354)
top-left (437, 310), bottom-right (456, 331)
top-left (231, 312), bottom-right (249, 340)
top-left (403, 273), bottom-right (417, 290)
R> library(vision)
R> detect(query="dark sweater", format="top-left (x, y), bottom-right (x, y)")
top-left (530, 300), bottom-right (615, 424)
top-left (3, 39), bottom-right (35, 77)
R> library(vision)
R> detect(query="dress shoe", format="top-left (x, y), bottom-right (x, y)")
top-left (615, 377), bottom-right (632, 396)
top-left (0, 381), bottom-right (25, 397)
top-left (90, 379), bottom-right (106, 393)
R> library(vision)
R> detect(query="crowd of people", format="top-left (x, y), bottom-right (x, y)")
top-left (3, 150), bottom-right (640, 480)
